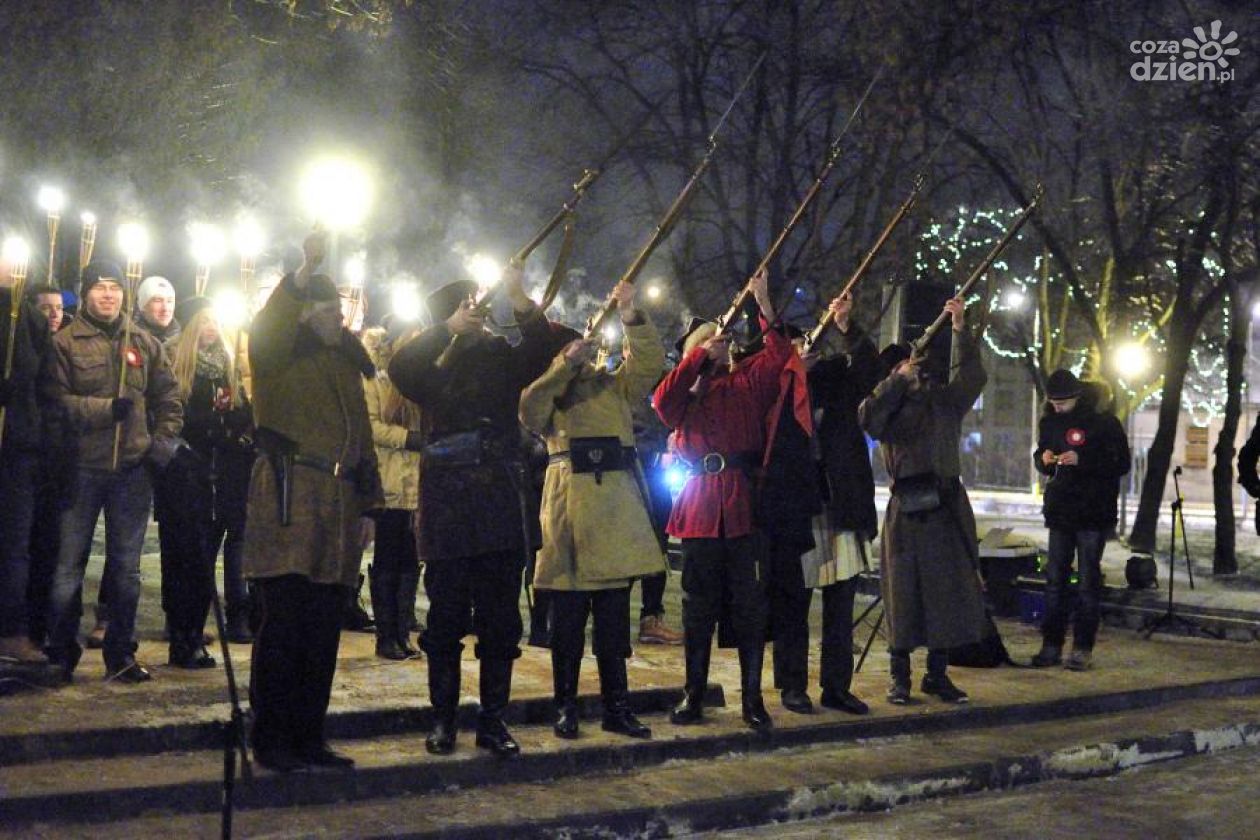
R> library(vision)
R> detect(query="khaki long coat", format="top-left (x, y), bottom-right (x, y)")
top-left (858, 330), bottom-right (989, 651)
top-left (519, 316), bottom-right (667, 591)
top-left (243, 276), bottom-right (382, 588)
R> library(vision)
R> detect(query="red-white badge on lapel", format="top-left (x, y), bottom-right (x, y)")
top-left (1065, 427), bottom-right (1086, 447)
top-left (124, 346), bottom-right (143, 368)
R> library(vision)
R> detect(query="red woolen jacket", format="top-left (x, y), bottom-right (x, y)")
top-left (653, 327), bottom-right (793, 539)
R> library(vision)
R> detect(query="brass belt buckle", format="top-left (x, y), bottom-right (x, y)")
top-left (701, 452), bottom-right (726, 474)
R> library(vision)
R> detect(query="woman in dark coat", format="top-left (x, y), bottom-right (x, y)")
top-left (1031, 370), bottom-right (1130, 671)
top-left (858, 297), bottom-right (988, 705)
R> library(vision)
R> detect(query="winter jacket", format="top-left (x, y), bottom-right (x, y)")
top-left (1033, 383), bottom-right (1131, 532)
top-left (44, 312), bottom-right (183, 471)
top-left (363, 328), bottom-right (423, 512)
top-left (0, 290), bottom-right (51, 452)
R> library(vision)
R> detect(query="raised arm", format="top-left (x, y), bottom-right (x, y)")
top-left (519, 343), bottom-right (587, 436)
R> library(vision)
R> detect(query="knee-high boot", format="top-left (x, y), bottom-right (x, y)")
top-left (475, 658), bottom-right (521, 757)
top-left (598, 654), bottom-right (650, 738)
top-left (551, 646), bottom-right (582, 739)
top-left (425, 655), bottom-right (461, 755)
top-left (739, 644), bottom-right (772, 730)
top-left (670, 630), bottom-right (711, 725)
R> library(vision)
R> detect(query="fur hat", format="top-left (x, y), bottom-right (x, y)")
top-left (426, 279), bottom-right (478, 324)
top-left (1046, 369), bottom-right (1082, 400)
top-left (676, 316), bottom-right (718, 354)
top-left (137, 276), bottom-right (176, 309)
top-left (79, 261), bottom-right (125, 300)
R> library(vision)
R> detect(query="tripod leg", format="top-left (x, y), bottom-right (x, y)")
top-left (855, 606), bottom-right (884, 674)
top-left (1180, 507), bottom-right (1195, 590)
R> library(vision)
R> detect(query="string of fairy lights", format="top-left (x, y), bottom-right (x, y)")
top-left (913, 205), bottom-right (1237, 426)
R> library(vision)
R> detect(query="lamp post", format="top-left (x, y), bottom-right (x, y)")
top-left (38, 186), bottom-right (65, 286)
top-left (1113, 341), bottom-right (1152, 534)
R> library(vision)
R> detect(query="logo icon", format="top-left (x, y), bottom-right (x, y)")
top-left (1066, 428), bottom-right (1087, 447)
top-left (1130, 19), bottom-right (1240, 83)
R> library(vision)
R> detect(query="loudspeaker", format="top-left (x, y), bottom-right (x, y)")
top-left (879, 279), bottom-right (955, 383)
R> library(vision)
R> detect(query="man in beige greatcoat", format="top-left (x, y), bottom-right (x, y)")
top-left (519, 279), bottom-right (666, 740)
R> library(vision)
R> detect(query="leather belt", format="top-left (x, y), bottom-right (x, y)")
top-left (682, 450), bottom-right (759, 476)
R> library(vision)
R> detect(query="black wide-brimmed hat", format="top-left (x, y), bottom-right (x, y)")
top-left (1046, 368), bottom-right (1082, 400)
top-left (877, 342), bottom-right (912, 376)
top-left (426, 279), bottom-right (478, 323)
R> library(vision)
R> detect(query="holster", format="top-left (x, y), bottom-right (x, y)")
top-left (255, 427), bottom-right (297, 527)
top-left (892, 472), bottom-right (941, 515)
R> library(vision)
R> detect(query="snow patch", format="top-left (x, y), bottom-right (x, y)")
top-left (785, 774), bottom-right (974, 818)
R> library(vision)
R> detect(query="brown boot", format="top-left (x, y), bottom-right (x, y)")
top-left (638, 615), bottom-right (683, 646)
top-left (85, 621), bottom-right (108, 650)
top-left (0, 636), bottom-right (49, 664)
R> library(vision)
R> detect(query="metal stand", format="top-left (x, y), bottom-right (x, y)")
top-left (209, 582), bottom-right (251, 839)
top-left (852, 594), bottom-right (884, 673)
top-left (1143, 466), bottom-right (1203, 639)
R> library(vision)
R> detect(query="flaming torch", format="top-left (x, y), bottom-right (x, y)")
top-left (79, 211), bottom-right (97, 272)
top-left (112, 223), bottom-right (149, 469)
top-left (38, 186), bottom-right (65, 287)
top-left (190, 223), bottom-right (226, 297)
top-left (1, 237), bottom-right (32, 450)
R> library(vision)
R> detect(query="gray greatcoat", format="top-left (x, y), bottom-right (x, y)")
top-left (858, 330), bottom-right (988, 651)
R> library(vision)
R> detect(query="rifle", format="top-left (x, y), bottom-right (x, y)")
top-left (583, 53), bottom-right (767, 341)
top-left (909, 183), bottom-right (1044, 361)
top-left (800, 174), bottom-right (924, 353)
top-left (712, 69), bottom-right (883, 338)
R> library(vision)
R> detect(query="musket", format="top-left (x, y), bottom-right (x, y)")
top-left (712, 68), bottom-right (883, 338)
top-left (801, 173), bottom-right (924, 353)
top-left (909, 183), bottom-right (1044, 361)
top-left (584, 53), bottom-right (767, 341)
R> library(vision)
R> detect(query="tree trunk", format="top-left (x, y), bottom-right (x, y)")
top-left (1128, 318), bottom-right (1192, 553)
top-left (1212, 283), bottom-right (1246, 574)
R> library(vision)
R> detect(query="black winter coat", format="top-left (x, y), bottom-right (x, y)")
top-left (1033, 385), bottom-right (1131, 532)
top-left (388, 308), bottom-right (555, 561)
top-left (808, 327), bottom-right (880, 541)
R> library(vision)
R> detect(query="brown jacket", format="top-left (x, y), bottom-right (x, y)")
top-left (45, 313), bottom-right (183, 470)
top-left (242, 276), bottom-right (383, 587)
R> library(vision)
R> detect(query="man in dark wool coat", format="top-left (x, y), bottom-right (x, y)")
top-left (858, 297), bottom-right (988, 706)
top-left (244, 231), bottom-right (383, 772)
top-left (388, 263), bottom-right (554, 758)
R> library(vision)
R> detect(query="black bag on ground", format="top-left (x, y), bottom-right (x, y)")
top-left (947, 610), bottom-right (1018, 667)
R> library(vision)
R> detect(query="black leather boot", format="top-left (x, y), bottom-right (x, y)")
top-left (739, 645), bottom-right (772, 731)
top-left (475, 658), bottom-right (521, 758)
top-left (670, 632), bottom-right (711, 725)
top-left (425, 656), bottom-right (461, 755)
top-left (887, 650), bottom-right (912, 705)
top-left (551, 647), bottom-right (581, 739)
top-left (598, 654), bottom-right (650, 739)
top-left (169, 631), bottom-right (216, 669)
top-left (396, 567), bottom-right (421, 657)
top-left (922, 649), bottom-right (968, 703)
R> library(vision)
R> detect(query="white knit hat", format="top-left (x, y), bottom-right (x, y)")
top-left (137, 275), bottom-right (176, 308)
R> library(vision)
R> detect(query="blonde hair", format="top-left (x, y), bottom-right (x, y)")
top-left (170, 308), bottom-right (239, 406)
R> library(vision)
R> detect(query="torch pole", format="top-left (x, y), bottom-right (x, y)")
top-left (47, 213), bottom-right (61, 287)
top-left (111, 264), bottom-right (141, 471)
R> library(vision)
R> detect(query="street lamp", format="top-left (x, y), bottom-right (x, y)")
top-left (38, 185), bottom-right (65, 286)
top-left (1112, 341), bottom-right (1152, 533)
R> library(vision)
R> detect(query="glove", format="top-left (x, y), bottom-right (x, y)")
top-left (111, 397), bottom-right (134, 422)
top-left (404, 430), bottom-right (425, 452)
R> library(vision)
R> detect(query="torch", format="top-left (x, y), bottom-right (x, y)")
top-left (190, 223), bottom-right (226, 298)
top-left (299, 155), bottom-right (373, 301)
top-left (342, 252), bottom-right (366, 333)
top-left (1, 237), bottom-right (31, 451)
top-left (79, 211), bottom-right (98, 272)
top-left (38, 186), bottom-right (65, 287)
top-left (112, 223), bottom-right (149, 470)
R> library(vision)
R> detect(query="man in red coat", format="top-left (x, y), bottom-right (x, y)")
top-left (653, 268), bottom-right (792, 730)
